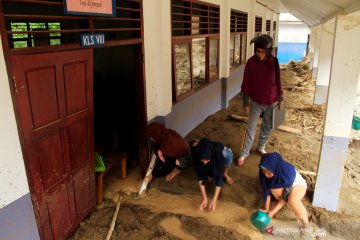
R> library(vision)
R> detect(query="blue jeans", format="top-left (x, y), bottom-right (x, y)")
top-left (222, 147), bottom-right (233, 168)
top-left (240, 101), bottom-right (278, 158)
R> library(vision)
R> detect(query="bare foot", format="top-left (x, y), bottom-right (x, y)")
top-left (256, 147), bottom-right (267, 155)
top-left (166, 168), bottom-right (180, 181)
top-left (224, 175), bottom-right (234, 185)
top-left (236, 156), bottom-right (246, 166)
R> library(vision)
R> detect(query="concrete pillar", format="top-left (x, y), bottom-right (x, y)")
top-left (220, 0), bottom-right (230, 78)
top-left (313, 12), bottom-right (360, 211)
top-left (308, 26), bottom-right (316, 57)
top-left (314, 18), bottom-right (335, 104)
top-left (312, 24), bottom-right (321, 79)
top-left (247, 1), bottom-right (255, 60)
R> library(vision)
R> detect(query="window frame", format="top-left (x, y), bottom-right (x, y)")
top-left (208, 35), bottom-right (219, 83)
top-left (172, 37), bottom-right (194, 102)
top-left (171, 0), bottom-right (220, 103)
top-left (229, 9), bottom-right (248, 70)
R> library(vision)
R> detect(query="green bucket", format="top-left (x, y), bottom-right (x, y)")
top-left (352, 115), bottom-right (360, 130)
top-left (250, 210), bottom-right (270, 231)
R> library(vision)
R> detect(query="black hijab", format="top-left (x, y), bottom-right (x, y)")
top-left (191, 138), bottom-right (225, 185)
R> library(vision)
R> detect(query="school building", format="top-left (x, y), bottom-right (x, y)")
top-left (0, 0), bottom-right (359, 239)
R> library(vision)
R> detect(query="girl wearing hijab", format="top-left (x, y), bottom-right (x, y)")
top-left (191, 138), bottom-right (234, 212)
top-left (144, 122), bottom-right (191, 182)
top-left (259, 152), bottom-right (309, 227)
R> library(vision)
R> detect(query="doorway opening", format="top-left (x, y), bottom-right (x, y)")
top-left (93, 44), bottom-right (141, 168)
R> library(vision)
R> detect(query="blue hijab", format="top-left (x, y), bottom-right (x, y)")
top-left (259, 152), bottom-right (296, 203)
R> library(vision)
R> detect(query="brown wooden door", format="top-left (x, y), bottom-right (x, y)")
top-left (11, 49), bottom-right (95, 240)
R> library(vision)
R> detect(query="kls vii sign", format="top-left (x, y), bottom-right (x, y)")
top-left (81, 34), bottom-right (105, 47)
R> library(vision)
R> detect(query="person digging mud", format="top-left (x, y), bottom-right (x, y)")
top-left (259, 152), bottom-right (310, 228)
top-left (191, 138), bottom-right (234, 212)
top-left (144, 122), bottom-right (191, 183)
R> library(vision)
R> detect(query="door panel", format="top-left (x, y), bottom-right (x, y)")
top-left (73, 165), bottom-right (91, 218)
top-left (64, 62), bottom-right (87, 115)
top-left (37, 133), bottom-right (66, 190)
top-left (27, 67), bottom-right (60, 129)
top-left (68, 119), bottom-right (89, 170)
top-left (11, 49), bottom-right (95, 240)
top-left (47, 185), bottom-right (73, 239)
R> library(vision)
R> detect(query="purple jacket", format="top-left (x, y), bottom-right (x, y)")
top-left (241, 54), bottom-right (283, 105)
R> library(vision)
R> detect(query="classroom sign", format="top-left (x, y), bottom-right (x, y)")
top-left (81, 34), bottom-right (105, 47)
top-left (64, 0), bottom-right (116, 17)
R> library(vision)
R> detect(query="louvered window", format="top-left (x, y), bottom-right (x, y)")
top-left (255, 16), bottom-right (262, 36)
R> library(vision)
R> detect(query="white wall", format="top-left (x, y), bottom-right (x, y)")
top-left (0, 37), bottom-right (30, 208)
top-left (254, 2), bottom-right (265, 25)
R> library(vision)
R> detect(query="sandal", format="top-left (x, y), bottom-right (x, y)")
top-left (236, 156), bottom-right (246, 166)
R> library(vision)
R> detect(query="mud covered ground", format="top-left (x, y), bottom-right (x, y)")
top-left (71, 60), bottom-right (360, 240)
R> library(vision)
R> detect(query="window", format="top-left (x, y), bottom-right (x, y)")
top-left (10, 22), bottom-right (62, 48)
top-left (273, 21), bottom-right (277, 43)
top-left (255, 16), bottom-right (262, 36)
top-left (230, 10), bottom-right (248, 68)
top-left (2, 0), bottom-right (142, 50)
top-left (266, 19), bottom-right (271, 35)
top-left (174, 41), bottom-right (192, 97)
top-left (172, 0), bottom-right (220, 102)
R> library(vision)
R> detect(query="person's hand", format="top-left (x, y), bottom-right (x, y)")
top-left (259, 208), bottom-right (269, 213)
top-left (278, 101), bottom-right (285, 110)
top-left (199, 198), bottom-right (208, 211)
top-left (267, 210), bottom-right (275, 219)
top-left (157, 149), bottom-right (165, 162)
top-left (244, 106), bottom-right (250, 115)
top-left (144, 173), bottom-right (153, 183)
top-left (209, 200), bottom-right (217, 212)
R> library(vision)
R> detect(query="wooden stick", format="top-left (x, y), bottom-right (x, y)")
top-left (229, 114), bottom-right (261, 125)
top-left (105, 196), bottom-right (121, 240)
top-left (298, 169), bottom-right (317, 176)
top-left (276, 125), bottom-right (302, 134)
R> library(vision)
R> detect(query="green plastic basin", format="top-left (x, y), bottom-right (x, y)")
top-left (250, 210), bottom-right (270, 231)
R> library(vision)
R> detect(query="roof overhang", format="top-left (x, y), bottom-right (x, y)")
top-left (257, 0), bottom-right (360, 26)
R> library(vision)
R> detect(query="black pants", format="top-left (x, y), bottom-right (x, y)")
top-left (151, 144), bottom-right (177, 178)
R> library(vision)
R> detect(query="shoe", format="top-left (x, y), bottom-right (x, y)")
top-left (256, 147), bottom-right (267, 155)
top-left (236, 156), bottom-right (246, 166)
